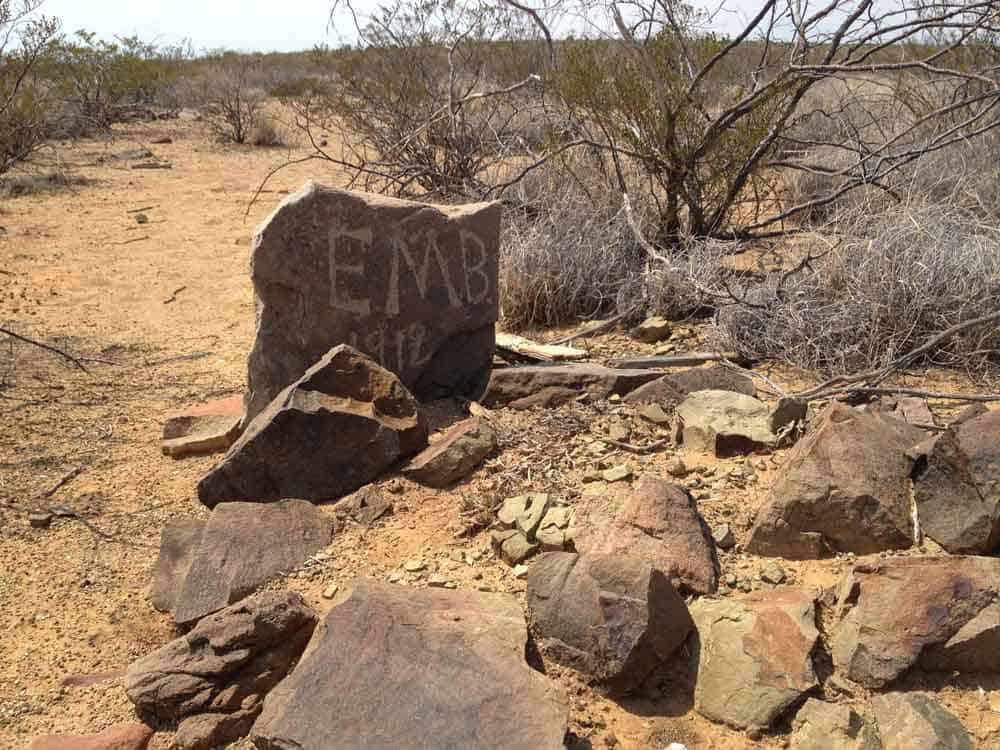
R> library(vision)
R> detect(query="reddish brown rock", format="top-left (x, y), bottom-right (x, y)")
top-left (30, 723), bottom-right (153, 750)
top-left (162, 395), bottom-right (243, 458)
top-left (403, 416), bottom-right (496, 487)
top-left (250, 581), bottom-right (568, 749)
top-left (150, 517), bottom-right (205, 614)
top-left (748, 403), bottom-right (926, 558)
top-left (831, 556), bottom-right (1000, 688)
top-left (482, 364), bottom-right (663, 407)
top-left (690, 589), bottom-right (819, 731)
top-left (913, 409), bottom-right (1000, 554)
top-left (574, 476), bottom-right (718, 594)
top-left (198, 345), bottom-right (427, 506)
top-left (172, 500), bottom-right (333, 626)
top-left (245, 183), bottom-right (501, 423)
top-left (126, 591), bottom-right (316, 746)
top-left (527, 552), bottom-right (693, 694)
top-left (624, 365), bottom-right (755, 406)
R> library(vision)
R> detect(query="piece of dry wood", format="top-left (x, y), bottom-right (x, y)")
top-left (548, 312), bottom-right (631, 345)
top-left (40, 465), bottom-right (83, 498)
top-left (612, 352), bottom-right (750, 369)
top-left (126, 205), bottom-right (155, 213)
top-left (496, 332), bottom-right (587, 363)
top-left (599, 438), bottom-right (669, 454)
top-left (0, 326), bottom-right (91, 373)
top-left (163, 285), bottom-right (186, 304)
top-left (115, 235), bottom-right (149, 246)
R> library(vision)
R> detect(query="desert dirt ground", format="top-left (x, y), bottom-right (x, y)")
top-left (1, 115), bottom-right (999, 750)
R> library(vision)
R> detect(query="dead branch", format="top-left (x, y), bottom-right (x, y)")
top-left (612, 352), bottom-right (750, 369)
top-left (599, 437), bottom-right (669, 454)
top-left (40, 465), bottom-right (83, 499)
top-left (0, 326), bottom-right (91, 373)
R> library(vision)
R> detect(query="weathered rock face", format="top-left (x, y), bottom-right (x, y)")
top-left (162, 395), bottom-right (243, 458)
top-left (168, 500), bottom-right (333, 626)
top-left (831, 556), bottom-right (1000, 688)
top-left (250, 581), bottom-right (568, 750)
top-left (872, 693), bottom-right (973, 750)
top-left (333, 484), bottom-right (393, 526)
top-left (482, 364), bottom-right (663, 407)
top-left (690, 589), bottom-right (819, 731)
top-left (150, 518), bottom-right (206, 614)
top-left (790, 699), bottom-right (880, 750)
top-left (624, 365), bottom-right (755, 406)
top-left (126, 592), bottom-right (317, 747)
top-left (403, 416), bottom-right (496, 487)
top-left (574, 477), bottom-right (718, 595)
top-left (245, 183), bottom-right (501, 423)
top-left (199, 345), bottom-right (427, 506)
top-left (30, 723), bottom-right (153, 750)
top-left (748, 403), bottom-right (926, 559)
top-left (913, 410), bottom-right (1000, 554)
top-left (675, 390), bottom-right (777, 456)
top-left (527, 552), bottom-right (693, 694)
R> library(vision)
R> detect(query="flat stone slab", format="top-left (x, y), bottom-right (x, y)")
top-left (403, 416), bottom-right (496, 487)
top-left (675, 389), bottom-right (777, 456)
top-left (172, 500), bottom-right (333, 626)
top-left (150, 517), bottom-right (206, 614)
top-left (245, 183), bottom-right (501, 422)
top-left (250, 580), bottom-right (568, 749)
top-left (690, 588), bottom-right (819, 731)
top-left (482, 363), bottom-right (663, 407)
top-left (624, 365), bottom-right (755, 406)
top-left (872, 693), bottom-right (973, 750)
top-left (162, 395), bottom-right (243, 458)
top-left (30, 723), bottom-right (153, 750)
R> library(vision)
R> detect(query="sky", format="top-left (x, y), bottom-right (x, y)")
top-left (40, 0), bottom-right (775, 53)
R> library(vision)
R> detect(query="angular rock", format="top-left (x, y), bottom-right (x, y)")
top-left (574, 477), bottom-right (718, 594)
top-left (126, 592), bottom-right (316, 743)
top-left (199, 345), bottom-right (427, 506)
top-left (506, 385), bottom-right (579, 410)
top-left (150, 517), bottom-right (206, 614)
top-left (636, 403), bottom-right (671, 425)
top-left (535, 505), bottom-right (574, 551)
top-left (872, 693), bottom-right (973, 750)
top-left (491, 528), bottom-right (539, 565)
top-left (790, 699), bottom-right (880, 750)
top-left (176, 709), bottom-right (259, 750)
top-left (527, 552), bottom-right (693, 694)
top-left (921, 600), bottom-right (1000, 673)
top-left (162, 395), bottom-right (243, 458)
top-left (748, 403), bottom-right (925, 558)
top-left (333, 484), bottom-right (392, 526)
top-left (624, 365), bottom-right (755, 407)
top-left (690, 589), bottom-right (819, 731)
top-left (831, 556), bottom-right (1000, 688)
top-left (631, 316), bottom-right (671, 343)
top-left (30, 723), bottom-right (153, 750)
top-left (403, 416), bottom-right (496, 487)
top-left (250, 581), bottom-right (568, 749)
top-left (483, 364), bottom-right (663, 407)
top-left (675, 390), bottom-right (777, 456)
top-left (172, 500), bottom-right (333, 625)
top-left (497, 493), bottom-right (550, 539)
top-left (913, 410), bottom-right (1000, 554)
top-left (245, 183), bottom-right (501, 423)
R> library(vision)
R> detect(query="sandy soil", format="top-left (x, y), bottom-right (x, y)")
top-left (1, 116), bottom-right (998, 750)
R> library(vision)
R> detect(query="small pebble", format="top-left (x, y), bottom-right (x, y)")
top-left (666, 458), bottom-right (687, 477)
top-left (512, 564), bottom-right (529, 579)
top-left (403, 559), bottom-right (426, 573)
top-left (760, 563), bottom-right (786, 585)
top-left (322, 583), bottom-right (339, 600)
top-left (602, 464), bottom-right (632, 482)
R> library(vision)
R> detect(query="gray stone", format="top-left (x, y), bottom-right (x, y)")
top-left (760, 562), bottom-right (786, 584)
top-left (198, 345), bottom-right (427, 506)
top-left (690, 589), bottom-right (819, 731)
top-left (624, 365), bottom-right (755, 407)
top-left (126, 591), bottom-right (317, 742)
top-left (403, 417), bottom-right (496, 487)
top-left (790, 699), bottom-right (880, 750)
top-left (249, 581), bottom-right (568, 750)
top-left (150, 518), bottom-right (206, 614)
top-left (491, 529), bottom-right (539, 565)
top-left (637, 403), bottom-right (671, 425)
top-left (675, 390), bottom-right (777, 456)
top-left (173, 500), bottom-right (333, 626)
top-left (483, 364), bottom-right (663, 407)
top-left (245, 183), bottom-right (501, 423)
top-left (748, 403), bottom-right (926, 558)
top-left (497, 493), bottom-right (550, 540)
top-left (872, 693), bottom-right (973, 750)
top-left (527, 552), bottom-right (693, 694)
top-left (913, 410), bottom-right (1000, 554)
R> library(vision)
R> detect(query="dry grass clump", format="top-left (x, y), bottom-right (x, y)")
top-left (499, 156), bottom-right (647, 329)
top-left (249, 118), bottom-right (285, 148)
top-left (718, 193), bottom-right (1000, 374)
top-left (0, 171), bottom-right (91, 199)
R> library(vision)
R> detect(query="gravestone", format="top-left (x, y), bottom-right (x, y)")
top-left (244, 182), bottom-right (501, 424)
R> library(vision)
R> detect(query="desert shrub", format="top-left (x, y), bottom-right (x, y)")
top-left (249, 117), bottom-right (284, 147)
top-left (0, 171), bottom-right (91, 198)
top-left (718, 192), bottom-right (1000, 374)
top-left (202, 58), bottom-right (264, 144)
top-left (0, 1), bottom-right (59, 175)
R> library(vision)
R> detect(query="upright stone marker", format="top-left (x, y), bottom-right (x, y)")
top-left (244, 182), bottom-right (501, 423)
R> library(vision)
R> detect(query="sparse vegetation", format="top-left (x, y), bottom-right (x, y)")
top-left (203, 56), bottom-right (265, 144)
